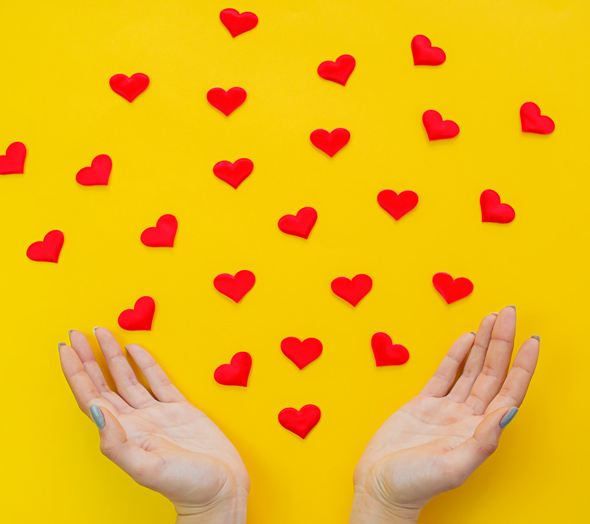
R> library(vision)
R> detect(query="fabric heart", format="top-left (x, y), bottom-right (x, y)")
top-left (214, 270), bottom-right (256, 303)
top-left (207, 87), bottom-right (247, 116)
top-left (141, 214), bottom-right (178, 247)
top-left (423, 110), bottom-right (460, 140)
top-left (331, 274), bottom-right (372, 307)
top-left (213, 158), bottom-right (254, 189)
top-left (76, 154), bottom-right (112, 186)
top-left (378, 190), bottom-right (419, 221)
top-left (281, 337), bottom-right (323, 370)
top-left (26, 230), bottom-right (64, 263)
top-left (411, 35), bottom-right (446, 66)
top-left (118, 296), bottom-right (155, 331)
top-left (0, 142), bottom-right (26, 175)
top-left (278, 207), bottom-right (317, 239)
top-left (310, 128), bottom-right (350, 157)
top-left (219, 8), bottom-right (258, 37)
top-left (317, 54), bottom-right (356, 86)
top-left (432, 272), bottom-right (473, 304)
top-left (109, 73), bottom-right (149, 102)
top-left (371, 332), bottom-right (410, 366)
top-left (480, 190), bottom-right (515, 223)
top-left (520, 102), bottom-right (555, 134)
top-left (214, 352), bottom-right (252, 387)
top-left (278, 404), bottom-right (321, 439)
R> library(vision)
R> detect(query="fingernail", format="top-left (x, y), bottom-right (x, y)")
top-left (58, 342), bottom-right (66, 350)
top-left (531, 335), bottom-right (541, 342)
top-left (492, 312), bottom-right (499, 315)
top-left (89, 405), bottom-right (105, 429)
top-left (500, 407), bottom-right (519, 429)
top-left (93, 327), bottom-right (100, 335)
top-left (508, 305), bottom-right (516, 310)
top-left (470, 331), bottom-right (477, 335)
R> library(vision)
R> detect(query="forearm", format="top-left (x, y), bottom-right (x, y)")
top-left (349, 491), bottom-right (422, 524)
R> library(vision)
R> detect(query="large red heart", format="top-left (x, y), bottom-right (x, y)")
top-left (109, 73), bottom-right (150, 102)
top-left (214, 352), bottom-right (252, 387)
top-left (378, 190), bottom-right (419, 221)
top-left (480, 190), bottom-right (515, 223)
top-left (141, 214), bottom-right (178, 247)
top-left (0, 142), bottom-right (26, 175)
top-left (520, 102), bottom-right (555, 134)
top-left (371, 332), bottom-right (410, 366)
top-left (278, 207), bottom-right (317, 239)
top-left (310, 128), bottom-right (350, 157)
top-left (433, 273), bottom-right (473, 304)
top-left (278, 404), bottom-right (321, 439)
top-left (219, 8), bottom-right (258, 37)
top-left (422, 110), bottom-right (460, 140)
top-left (76, 155), bottom-right (112, 186)
top-left (213, 158), bottom-right (254, 189)
top-left (331, 274), bottom-right (372, 307)
top-left (411, 35), bottom-right (446, 66)
top-left (118, 296), bottom-right (155, 331)
top-left (214, 270), bottom-right (256, 303)
top-left (26, 230), bottom-right (64, 263)
top-left (317, 54), bottom-right (356, 86)
top-left (281, 337), bottom-right (323, 370)
top-left (207, 87), bottom-right (247, 116)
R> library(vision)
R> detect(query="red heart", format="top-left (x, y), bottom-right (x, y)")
top-left (432, 272), bottom-right (473, 304)
top-left (281, 337), bottom-right (323, 370)
top-left (480, 190), bottom-right (515, 223)
top-left (207, 87), bottom-right (247, 116)
top-left (331, 274), bottom-right (372, 307)
top-left (520, 102), bottom-right (555, 134)
top-left (118, 296), bottom-right (155, 331)
top-left (141, 214), bottom-right (178, 247)
top-left (0, 142), bottom-right (26, 175)
top-left (219, 8), bottom-right (258, 37)
top-left (411, 35), bottom-right (446, 66)
top-left (310, 128), bottom-right (350, 157)
top-left (278, 404), bottom-right (321, 439)
top-left (278, 207), bottom-right (317, 239)
top-left (422, 110), bottom-right (460, 140)
top-left (371, 332), bottom-right (410, 366)
top-left (76, 155), bottom-right (112, 186)
top-left (109, 73), bottom-right (149, 102)
top-left (214, 270), bottom-right (256, 303)
top-left (214, 352), bottom-right (252, 387)
top-left (26, 230), bottom-right (64, 263)
top-left (378, 190), bottom-right (419, 221)
top-left (317, 54), bottom-right (356, 86)
top-left (213, 158), bottom-right (254, 189)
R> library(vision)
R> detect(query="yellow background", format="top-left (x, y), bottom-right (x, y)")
top-left (1, 1), bottom-right (587, 522)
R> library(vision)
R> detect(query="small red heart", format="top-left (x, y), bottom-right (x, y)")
top-left (411, 35), bottom-right (446, 66)
top-left (480, 190), bottom-right (515, 223)
top-left (214, 270), bottom-right (256, 303)
top-left (0, 142), bottom-right (26, 175)
top-left (520, 102), bottom-right (555, 134)
top-left (219, 8), bottom-right (258, 37)
top-left (213, 158), bottom-right (254, 189)
top-left (141, 214), bottom-right (178, 247)
top-left (118, 296), bottom-right (155, 331)
top-left (378, 190), bottom-right (419, 221)
top-left (109, 73), bottom-right (149, 102)
top-left (331, 274), bottom-right (372, 307)
top-left (278, 404), bottom-right (321, 439)
top-left (207, 87), bottom-right (247, 116)
top-left (76, 155), bottom-right (112, 186)
top-left (371, 332), bottom-right (410, 367)
top-left (317, 54), bottom-right (356, 86)
top-left (433, 272), bottom-right (473, 304)
top-left (310, 128), bottom-right (350, 157)
top-left (26, 230), bottom-right (64, 263)
top-left (278, 207), bottom-right (317, 239)
top-left (214, 351), bottom-right (252, 387)
top-left (423, 110), bottom-right (460, 140)
top-left (281, 337), bottom-right (323, 370)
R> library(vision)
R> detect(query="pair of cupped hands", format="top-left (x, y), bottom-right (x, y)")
top-left (58, 306), bottom-right (539, 523)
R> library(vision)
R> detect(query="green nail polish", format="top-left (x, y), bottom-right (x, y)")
top-left (89, 405), bottom-right (105, 429)
top-left (500, 407), bottom-right (519, 429)
top-left (531, 335), bottom-right (541, 342)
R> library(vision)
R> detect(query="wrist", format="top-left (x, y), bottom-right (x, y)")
top-left (350, 490), bottom-right (422, 524)
top-left (175, 490), bottom-right (248, 524)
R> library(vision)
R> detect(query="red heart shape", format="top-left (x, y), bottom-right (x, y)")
top-left (480, 190), bottom-right (515, 223)
top-left (207, 87), bottom-right (247, 116)
top-left (118, 296), bottom-right (155, 331)
top-left (0, 142), bottom-right (26, 175)
top-left (378, 190), bottom-right (419, 221)
top-left (109, 73), bottom-right (149, 102)
top-left (422, 110), bottom-right (460, 140)
top-left (433, 272), bottom-right (473, 304)
top-left (281, 337), bottom-right (323, 370)
top-left (278, 207), bottom-right (317, 239)
top-left (214, 270), bottom-right (256, 303)
top-left (520, 102), bottom-right (555, 134)
top-left (214, 352), bottom-right (252, 387)
top-left (141, 214), bottom-right (178, 247)
top-left (371, 332), bottom-right (410, 366)
top-left (317, 54), bottom-right (356, 86)
top-left (213, 158), bottom-right (254, 189)
top-left (278, 404), bottom-right (321, 439)
top-left (26, 230), bottom-right (64, 263)
top-left (411, 35), bottom-right (446, 66)
top-left (219, 8), bottom-right (258, 37)
top-left (310, 128), bottom-right (350, 157)
top-left (76, 154), bottom-right (112, 186)
top-left (331, 274), bottom-right (372, 307)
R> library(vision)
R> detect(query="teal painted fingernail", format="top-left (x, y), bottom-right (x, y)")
top-left (508, 305), bottom-right (516, 310)
top-left (90, 405), bottom-right (105, 429)
top-left (531, 335), bottom-right (540, 342)
top-left (58, 342), bottom-right (66, 350)
top-left (470, 331), bottom-right (477, 335)
top-left (500, 407), bottom-right (519, 429)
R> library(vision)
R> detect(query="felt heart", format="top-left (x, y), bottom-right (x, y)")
top-left (520, 102), bottom-right (555, 134)
top-left (0, 142), bottom-right (26, 175)
top-left (207, 87), bottom-right (247, 116)
top-left (378, 190), bottom-right (419, 221)
top-left (432, 272), bottom-right (473, 304)
top-left (141, 214), bottom-right (178, 247)
top-left (214, 270), bottom-right (256, 303)
top-left (422, 110), bottom-right (460, 140)
top-left (278, 207), bottom-right (317, 239)
top-left (26, 230), bottom-right (64, 263)
top-left (109, 73), bottom-right (149, 102)
top-left (281, 337), bottom-right (323, 370)
top-left (331, 274), bottom-right (372, 307)
top-left (278, 404), bottom-right (321, 439)
top-left (76, 155), bottom-right (112, 186)
top-left (214, 352), bottom-right (252, 387)
top-left (480, 190), bottom-right (515, 223)
top-left (371, 332), bottom-right (410, 366)
top-left (219, 8), bottom-right (258, 37)
top-left (213, 158), bottom-right (254, 189)
top-left (317, 54), bottom-right (356, 86)
top-left (118, 296), bottom-right (155, 331)
top-left (411, 35), bottom-right (446, 66)
top-left (310, 128), bottom-right (350, 157)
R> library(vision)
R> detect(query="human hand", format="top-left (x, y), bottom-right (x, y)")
top-left (59, 328), bottom-right (249, 524)
top-left (350, 306), bottom-right (540, 523)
